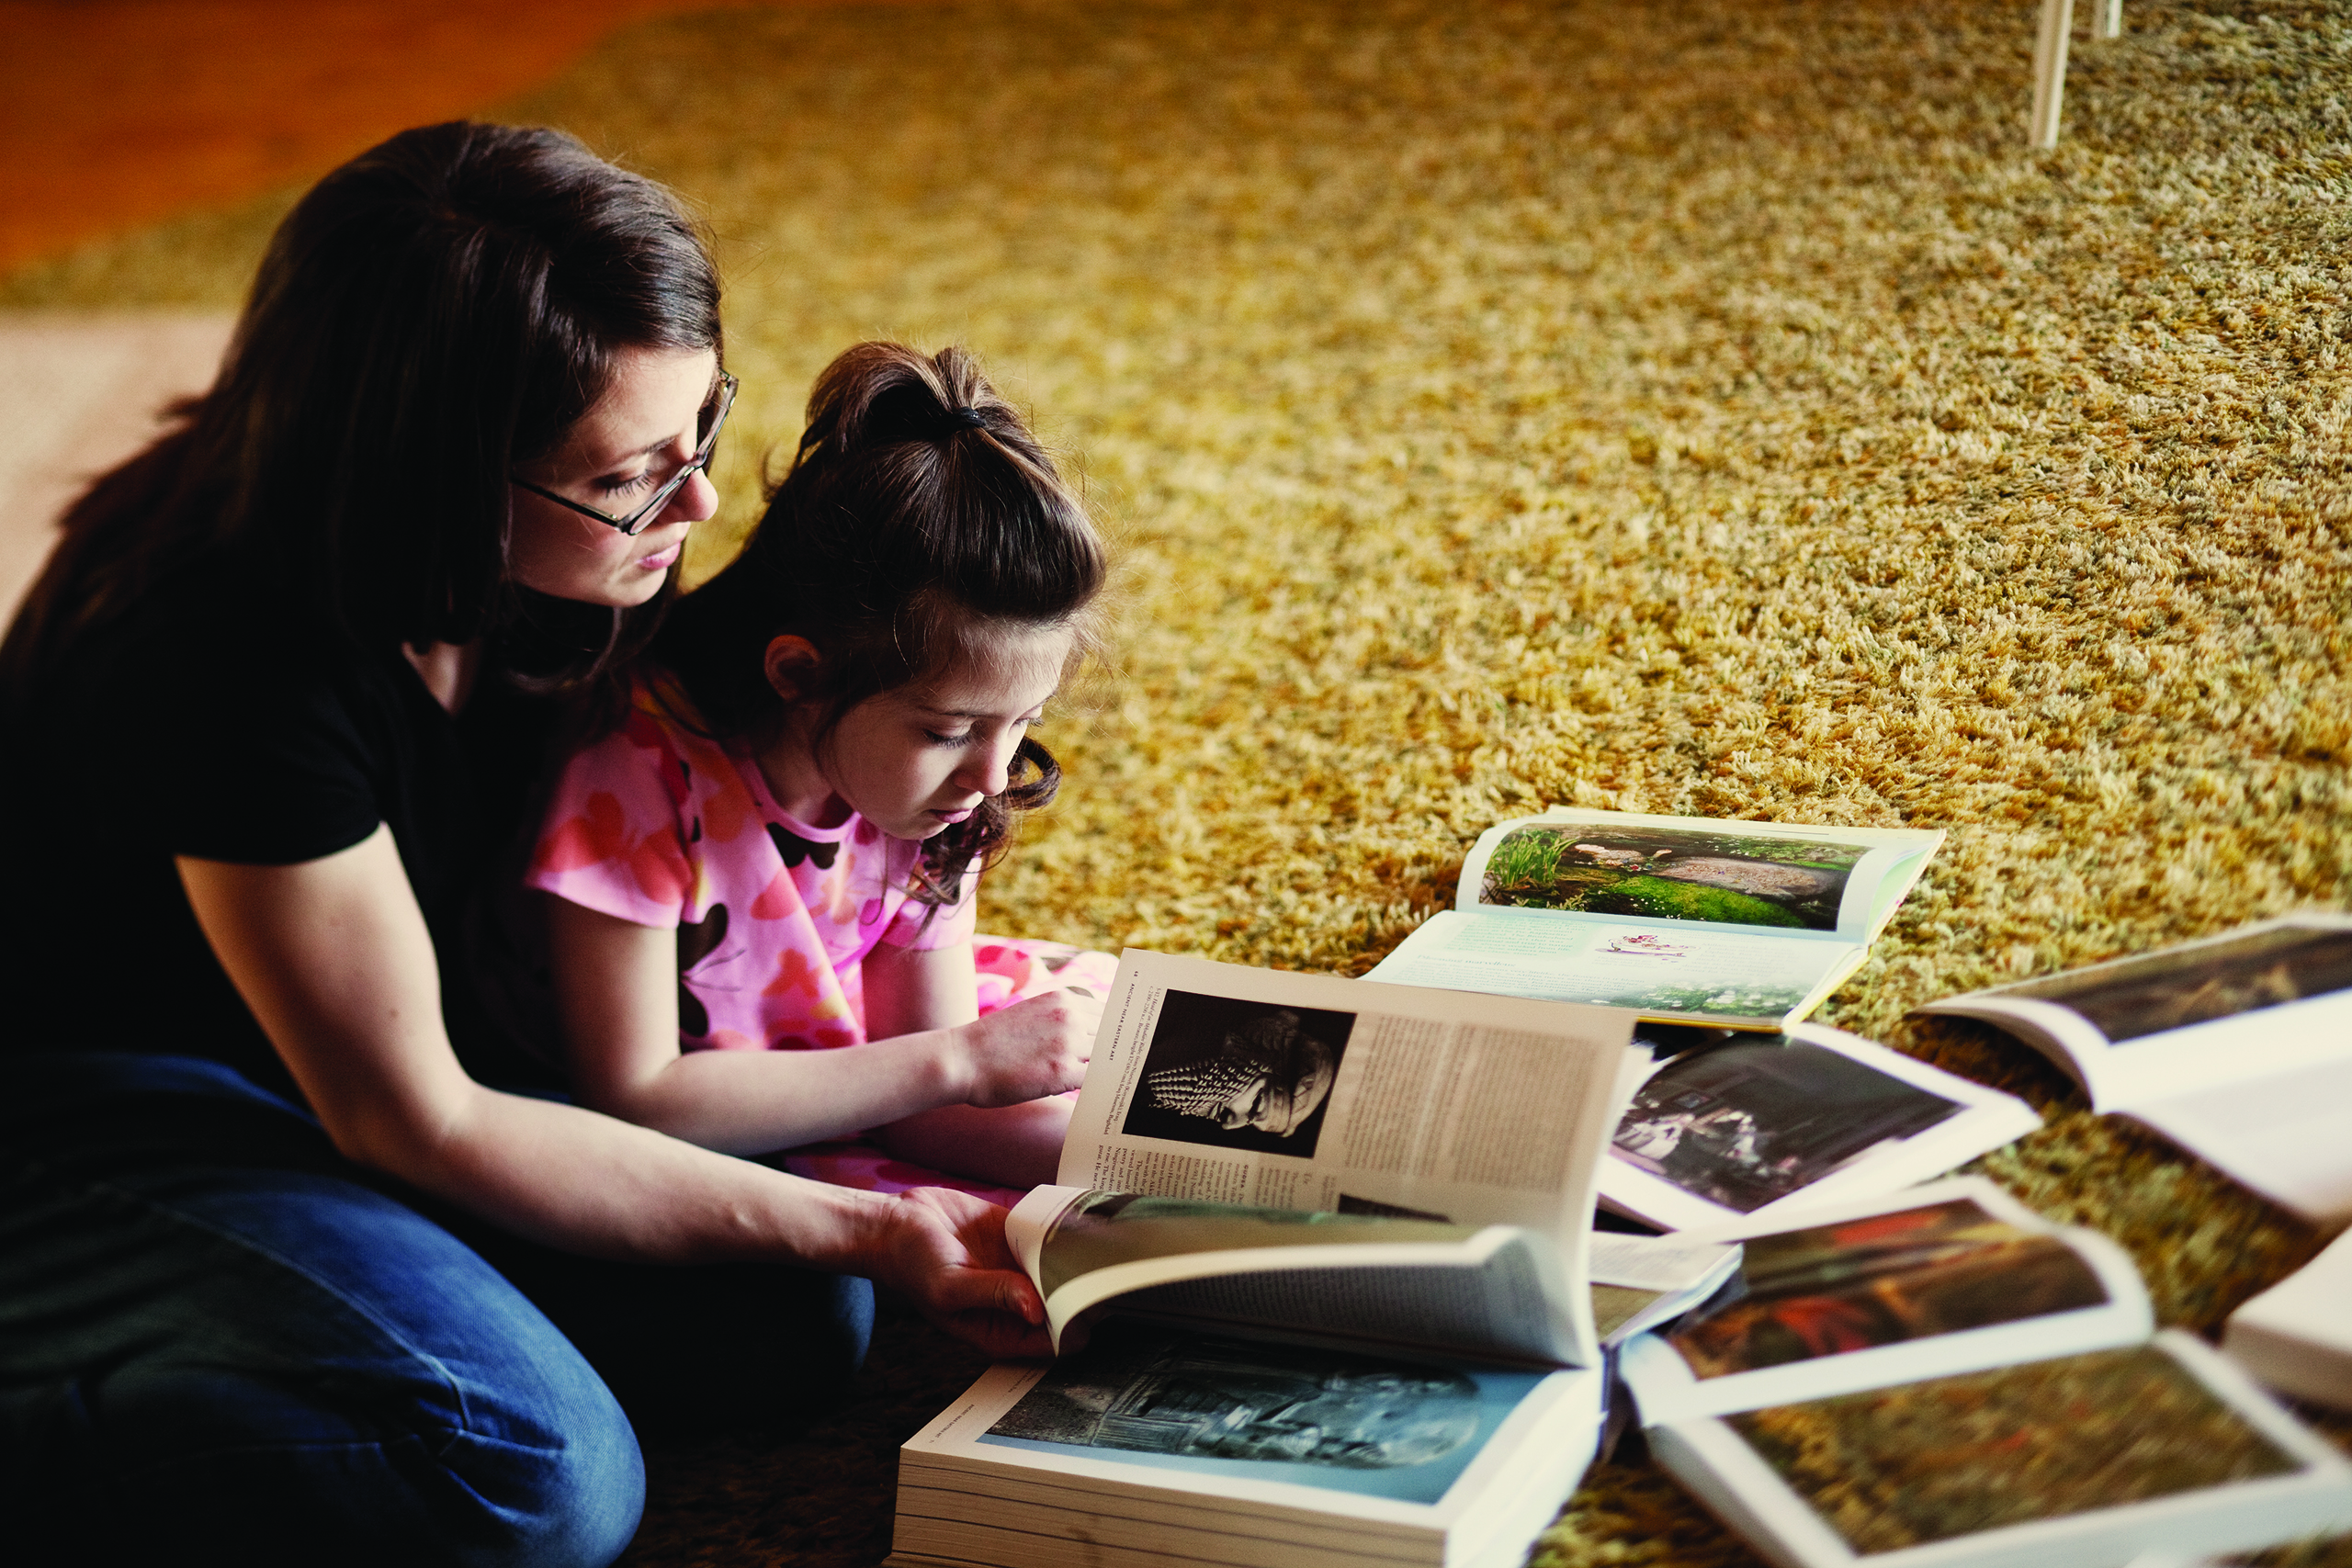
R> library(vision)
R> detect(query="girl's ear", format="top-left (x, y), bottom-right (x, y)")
top-left (763, 635), bottom-right (823, 703)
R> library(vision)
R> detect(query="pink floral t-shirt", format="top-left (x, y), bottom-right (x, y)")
top-left (526, 676), bottom-right (977, 1054)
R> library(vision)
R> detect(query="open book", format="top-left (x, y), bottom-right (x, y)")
top-left (2225, 1225), bottom-right (2352, 1414)
top-left (1601, 1021), bottom-right (2040, 1235)
top-left (1363, 808), bottom-right (1943, 1031)
top-left (1916, 913), bottom-right (2352, 1224)
top-left (1616, 1179), bottom-right (2352, 1567)
top-left (888, 951), bottom-right (1670, 1568)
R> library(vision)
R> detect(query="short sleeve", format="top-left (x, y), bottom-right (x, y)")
top-left (123, 619), bottom-right (388, 866)
top-left (525, 721), bottom-right (697, 929)
top-left (879, 859), bottom-right (981, 952)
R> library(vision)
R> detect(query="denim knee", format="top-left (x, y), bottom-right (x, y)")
top-left (1, 1153), bottom-right (644, 1567)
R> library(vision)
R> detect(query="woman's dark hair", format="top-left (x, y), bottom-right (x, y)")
top-left (0, 120), bottom-right (721, 708)
top-left (654, 341), bottom-right (1107, 903)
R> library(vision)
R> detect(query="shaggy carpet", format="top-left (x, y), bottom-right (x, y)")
top-left (6, 0), bottom-right (2347, 1562)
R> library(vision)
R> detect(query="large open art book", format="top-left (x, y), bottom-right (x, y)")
top-left (1362, 808), bottom-right (1943, 1030)
top-left (1917, 913), bottom-right (2352, 1224)
top-left (888, 951), bottom-right (1668, 1568)
top-left (1615, 1179), bottom-right (2352, 1568)
top-left (1601, 1021), bottom-right (2040, 1235)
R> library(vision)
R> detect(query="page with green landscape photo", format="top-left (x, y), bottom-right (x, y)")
top-left (1362, 809), bottom-right (1942, 1029)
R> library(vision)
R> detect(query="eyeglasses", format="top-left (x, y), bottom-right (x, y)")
top-left (511, 372), bottom-right (739, 536)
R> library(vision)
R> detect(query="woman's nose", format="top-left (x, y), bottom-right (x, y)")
top-left (662, 467), bottom-right (719, 526)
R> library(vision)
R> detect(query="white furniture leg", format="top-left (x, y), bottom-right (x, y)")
top-left (2030, 0), bottom-right (2075, 149)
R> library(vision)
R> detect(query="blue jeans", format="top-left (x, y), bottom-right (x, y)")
top-left (0, 1053), bottom-right (875, 1567)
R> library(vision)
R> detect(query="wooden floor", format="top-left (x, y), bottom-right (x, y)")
top-left (0, 0), bottom-right (896, 274)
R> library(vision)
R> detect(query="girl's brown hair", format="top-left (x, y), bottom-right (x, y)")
top-left (653, 342), bottom-right (1106, 902)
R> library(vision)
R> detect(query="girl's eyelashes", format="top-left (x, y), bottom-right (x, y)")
top-left (920, 715), bottom-right (1045, 748)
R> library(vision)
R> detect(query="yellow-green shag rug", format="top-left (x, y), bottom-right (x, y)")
top-left (10, 1), bottom-right (2348, 1562)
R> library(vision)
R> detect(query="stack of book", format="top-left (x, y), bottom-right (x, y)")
top-left (885, 812), bottom-right (2352, 1568)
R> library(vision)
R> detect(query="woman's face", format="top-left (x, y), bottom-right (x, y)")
top-left (507, 345), bottom-right (722, 607)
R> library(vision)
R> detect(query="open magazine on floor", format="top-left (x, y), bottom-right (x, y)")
top-left (1601, 1021), bottom-right (2040, 1235)
top-left (888, 951), bottom-right (1680, 1568)
top-left (1613, 1179), bottom-right (2352, 1567)
top-left (1917, 913), bottom-right (2352, 1224)
top-left (1362, 808), bottom-right (1943, 1031)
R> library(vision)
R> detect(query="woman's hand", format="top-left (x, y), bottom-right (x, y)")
top-left (861, 1187), bottom-right (1053, 1359)
top-left (949, 987), bottom-right (1101, 1108)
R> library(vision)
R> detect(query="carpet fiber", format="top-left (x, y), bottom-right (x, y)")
top-left (8, 1), bottom-right (2348, 1562)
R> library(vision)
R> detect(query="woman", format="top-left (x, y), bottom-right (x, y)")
top-left (0, 122), bottom-right (1072, 1567)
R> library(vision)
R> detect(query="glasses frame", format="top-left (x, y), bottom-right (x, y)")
top-left (511, 371), bottom-right (740, 536)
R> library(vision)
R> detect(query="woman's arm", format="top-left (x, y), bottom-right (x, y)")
top-left (546, 897), bottom-right (1091, 1156)
top-left (178, 825), bottom-right (1048, 1354)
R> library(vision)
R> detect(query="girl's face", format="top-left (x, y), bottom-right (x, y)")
top-left (775, 623), bottom-right (1075, 840)
top-left (507, 345), bottom-right (721, 607)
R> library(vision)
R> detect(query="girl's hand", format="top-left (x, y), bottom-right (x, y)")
top-left (952, 987), bottom-right (1101, 1108)
top-left (866, 1187), bottom-right (1053, 1359)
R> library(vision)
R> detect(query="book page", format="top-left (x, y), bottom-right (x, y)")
top-left (1649, 1335), bottom-right (2352, 1568)
top-left (2128, 1055), bottom-right (2352, 1226)
top-left (1617, 1178), bottom-right (2150, 1424)
top-left (1004, 1186), bottom-right (1581, 1364)
top-left (1453, 808), bottom-right (1942, 943)
top-left (1364, 906), bottom-right (1860, 1027)
top-left (1921, 915), bottom-right (2352, 1111)
top-left (2225, 1225), bottom-right (2352, 1411)
top-left (1598, 1022), bottom-right (2041, 1233)
top-left (897, 1324), bottom-right (1608, 1539)
top-left (1059, 951), bottom-right (1634, 1255)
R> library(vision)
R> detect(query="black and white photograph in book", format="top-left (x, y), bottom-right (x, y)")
top-left (1611, 1035), bottom-right (1964, 1213)
top-left (1121, 990), bottom-right (1355, 1158)
top-left (2005, 925), bottom-right (2352, 1044)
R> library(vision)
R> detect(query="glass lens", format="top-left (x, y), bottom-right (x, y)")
top-left (603, 374), bottom-right (737, 534)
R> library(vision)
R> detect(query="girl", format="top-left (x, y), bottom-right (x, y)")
top-left (0, 127), bottom-right (1046, 1568)
top-left (526, 342), bottom-right (1115, 1194)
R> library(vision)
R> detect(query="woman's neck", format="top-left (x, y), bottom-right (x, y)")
top-left (401, 639), bottom-right (481, 715)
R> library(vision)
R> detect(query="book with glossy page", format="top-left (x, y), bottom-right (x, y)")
top-left (1363, 807), bottom-right (1942, 1032)
top-left (886, 950), bottom-right (1690, 1568)
top-left (1615, 1179), bottom-right (2352, 1568)
top-left (1917, 913), bottom-right (2352, 1224)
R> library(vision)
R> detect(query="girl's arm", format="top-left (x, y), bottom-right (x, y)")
top-left (546, 895), bottom-right (1091, 1156)
top-left (865, 939), bottom-right (1093, 1189)
top-left (178, 825), bottom-right (1049, 1356)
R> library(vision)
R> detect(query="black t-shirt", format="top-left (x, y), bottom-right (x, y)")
top-left (0, 558), bottom-right (564, 1102)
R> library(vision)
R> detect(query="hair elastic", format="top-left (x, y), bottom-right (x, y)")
top-left (950, 405), bottom-right (987, 430)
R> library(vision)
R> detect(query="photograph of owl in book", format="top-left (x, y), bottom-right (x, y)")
top-left (1667, 1198), bottom-right (2111, 1380)
top-left (1477, 823), bottom-right (1868, 931)
top-left (1120, 991), bottom-right (1354, 1156)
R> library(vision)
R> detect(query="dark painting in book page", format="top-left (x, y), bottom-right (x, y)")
top-left (979, 1322), bottom-right (1549, 1504)
top-left (1612, 1036), bottom-right (1964, 1215)
top-left (2001, 924), bottom-right (2352, 1044)
top-left (1665, 1198), bottom-right (2109, 1380)
top-left (1727, 1346), bottom-right (2301, 1554)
